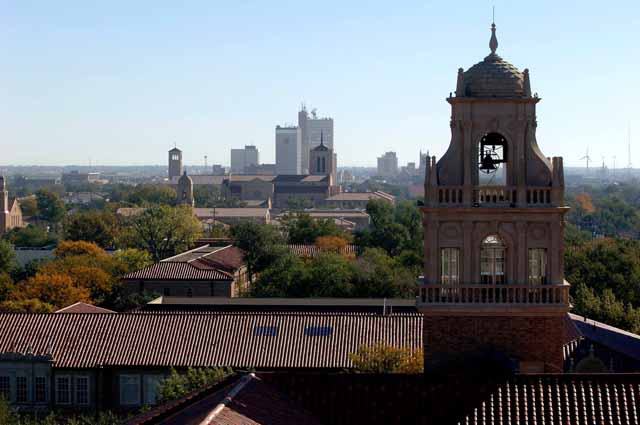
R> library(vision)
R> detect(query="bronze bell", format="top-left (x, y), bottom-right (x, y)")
top-left (480, 152), bottom-right (497, 172)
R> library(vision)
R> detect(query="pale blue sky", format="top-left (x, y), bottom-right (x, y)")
top-left (2, 1), bottom-right (639, 168)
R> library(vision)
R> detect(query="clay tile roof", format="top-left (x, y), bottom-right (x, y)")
top-left (463, 53), bottom-right (524, 98)
top-left (287, 244), bottom-right (360, 258)
top-left (55, 302), bottom-right (116, 314)
top-left (123, 246), bottom-right (245, 281)
top-left (0, 312), bottom-right (422, 369)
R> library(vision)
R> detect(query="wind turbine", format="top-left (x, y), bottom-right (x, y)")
top-left (580, 148), bottom-right (592, 172)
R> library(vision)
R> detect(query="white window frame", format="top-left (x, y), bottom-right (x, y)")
top-left (528, 248), bottom-right (547, 285)
top-left (119, 374), bottom-right (141, 406)
top-left (75, 375), bottom-right (90, 405)
top-left (440, 248), bottom-right (460, 285)
top-left (55, 375), bottom-right (72, 405)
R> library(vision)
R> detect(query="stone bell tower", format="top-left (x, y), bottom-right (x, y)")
top-left (418, 22), bottom-right (570, 373)
top-left (177, 170), bottom-right (194, 207)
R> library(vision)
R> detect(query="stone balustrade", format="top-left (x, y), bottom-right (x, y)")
top-left (418, 282), bottom-right (570, 306)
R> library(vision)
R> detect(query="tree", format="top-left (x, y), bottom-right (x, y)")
top-left (2, 225), bottom-right (57, 247)
top-left (352, 248), bottom-right (417, 298)
top-left (282, 212), bottom-right (347, 244)
top-left (252, 253), bottom-right (308, 297)
top-left (315, 235), bottom-right (350, 253)
top-left (231, 222), bottom-right (286, 281)
top-left (0, 299), bottom-right (54, 313)
top-left (63, 210), bottom-right (118, 248)
top-left (12, 272), bottom-right (91, 309)
top-left (158, 367), bottom-right (233, 403)
top-left (193, 185), bottom-right (223, 207)
top-left (112, 248), bottom-right (153, 275)
top-left (55, 240), bottom-right (107, 258)
top-left (349, 343), bottom-right (423, 373)
top-left (18, 196), bottom-right (38, 217)
top-left (0, 240), bottom-right (16, 273)
top-left (125, 205), bottom-right (202, 261)
top-left (35, 189), bottom-right (65, 224)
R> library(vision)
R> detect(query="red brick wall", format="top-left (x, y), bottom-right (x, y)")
top-left (424, 315), bottom-right (566, 372)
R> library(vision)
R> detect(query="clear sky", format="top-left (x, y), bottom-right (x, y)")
top-left (2, 1), bottom-right (640, 168)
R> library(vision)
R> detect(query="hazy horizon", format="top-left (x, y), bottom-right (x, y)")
top-left (3, 1), bottom-right (640, 168)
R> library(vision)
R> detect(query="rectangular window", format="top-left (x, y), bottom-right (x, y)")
top-left (143, 375), bottom-right (164, 405)
top-left (34, 377), bottom-right (47, 403)
top-left (0, 376), bottom-right (10, 401)
top-left (528, 248), bottom-right (547, 285)
top-left (440, 248), bottom-right (460, 285)
top-left (16, 377), bottom-right (28, 403)
top-left (75, 376), bottom-right (89, 405)
top-left (120, 375), bottom-right (141, 406)
top-left (304, 326), bottom-right (333, 337)
top-left (56, 376), bottom-right (71, 405)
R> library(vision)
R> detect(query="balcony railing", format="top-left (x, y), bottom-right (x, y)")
top-left (428, 186), bottom-right (556, 207)
top-left (418, 283), bottom-right (570, 306)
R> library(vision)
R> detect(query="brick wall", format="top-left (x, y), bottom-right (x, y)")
top-left (423, 315), bottom-right (566, 372)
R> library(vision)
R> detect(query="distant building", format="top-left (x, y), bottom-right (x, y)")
top-left (211, 164), bottom-right (225, 176)
top-left (176, 171), bottom-right (194, 206)
top-left (298, 106), bottom-right (334, 174)
top-left (168, 147), bottom-right (183, 180)
top-left (272, 175), bottom-right (334, 209)
top-left (275, 126), bottom-right (301, 175)
top-left (0, 176), bottom-right (24, 235)
top-left (61, 171), bottom-right (102, 186)
top-left (324, 191), bottom-right (395, 209)
top-left (230, 145), bottom-right (259, 174)
top-left (193, 207), bottom-right (271, 226)
top-left (377, 152), bottom-right (398, 177)
top-left (63, 192), bottom-right (105, 205)
top-left (222, 175), bottom-right (275, 202)
top-left (244, 163), bottom-right (276, 176)
top-left (123, 244), bottom-right (248, 297)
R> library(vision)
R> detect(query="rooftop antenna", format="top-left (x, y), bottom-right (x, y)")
top-left (580, 148), bottom-right (592, 171)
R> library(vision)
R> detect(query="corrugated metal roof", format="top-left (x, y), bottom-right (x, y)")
top-left (0, 313), bottom-right (422, 369)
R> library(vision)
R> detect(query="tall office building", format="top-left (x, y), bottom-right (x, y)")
top-left (377, 152), bottom-right (399, 177)
top-left (298, 106), bottom-right (334, 175)
top-left (230, 145), bottom-right (259, 174)
top-left (275, 126), bottom-right (301, 175)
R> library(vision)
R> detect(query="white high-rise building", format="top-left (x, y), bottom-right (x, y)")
top-left (230, 145), bottom-right (259, 174)
top-left (298, 107), bottom-right (334, 175)
top-left (377, 152), bottom-right (398, 177)
top-left (275, 126), bottom-right (301, 175)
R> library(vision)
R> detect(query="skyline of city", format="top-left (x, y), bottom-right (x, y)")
top-left (2, 1), bottom-right (640, 167)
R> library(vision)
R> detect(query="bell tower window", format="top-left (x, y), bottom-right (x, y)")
top-left (478, 133), bottom-right (507, 186)
top-left (528, 248), bottom-right (547, 285)
top-left (480, 235), bottom-right (505, 284)
top-left (441, 248), bottom-right (460, 285)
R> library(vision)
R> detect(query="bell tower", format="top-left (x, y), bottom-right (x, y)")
top-left (419, 22), bottom-right (570, 373)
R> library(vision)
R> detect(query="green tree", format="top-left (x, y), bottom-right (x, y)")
top-left (193, 185), bottom-right (223, 207)
top-left (125, 205), bottom-right (202, 261)
top-left (0, 240), bottom-right (16, 273)
top-left (2, 225), bottom-right (57, 247)
top-left (252, 253), bottom-right (307, 297)
top-left (158, 367), bottom-right (233, 403)
top-left (35, 189), bottom-right (65, 224)
top-left (282, 212), bottom-right (347, 244)
top-left (352, 248), bottom-right (417, 298)
top-left (349, 343), bottom-right (423, 373)
top-left (18, 196), bottom-right (38, 217)
top-left (231, 222), bottom-right (286, 282)
top-left (63, 210), bottom-right (118, 248)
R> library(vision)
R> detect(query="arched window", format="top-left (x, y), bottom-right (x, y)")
top-left (317, 157), bottom-right (321, 172)
top-left (478, 133), bottom-right (507, 186)
top-left (480, 235), bottom-right (505, 284)
top-left (321, 157), bottom-right (326, 172)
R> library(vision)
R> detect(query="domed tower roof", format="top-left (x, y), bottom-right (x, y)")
top-left (178, 170), bottom-right (193, 184)
top-left (459, 23), bottom-right (530, 99)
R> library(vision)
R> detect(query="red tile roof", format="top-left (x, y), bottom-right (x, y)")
top-left (55, 302), bottom-right (115, 314)
top-left (0, 312), bottom-right (422, 369)
top-left (287, 244), bottom-right (360, 258)
top-left (123, 245), bottom-right (245, 281)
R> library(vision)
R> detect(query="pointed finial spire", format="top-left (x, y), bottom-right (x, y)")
top-left (489, 8), bottom-right (498, 54)
top-left (320, 130), bottom-right (324, 146)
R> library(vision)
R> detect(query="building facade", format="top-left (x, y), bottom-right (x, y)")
top-left (168, 147), bottom-right (183, 180)
top-left (230, 145), bottom-right (259, 174)
top-left (377, 152), bottom-right (398, 177)
top-left (298, 107), bottom-right (333, 175)
top-left (0, 176), bottom-right (24, 235)
top-left (275, 126), bottom-right (301, 175)
top-left (418, 23), bottom-right (569, 373)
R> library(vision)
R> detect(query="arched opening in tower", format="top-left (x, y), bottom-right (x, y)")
top-left (478, 132), bottom-right (508, 186)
